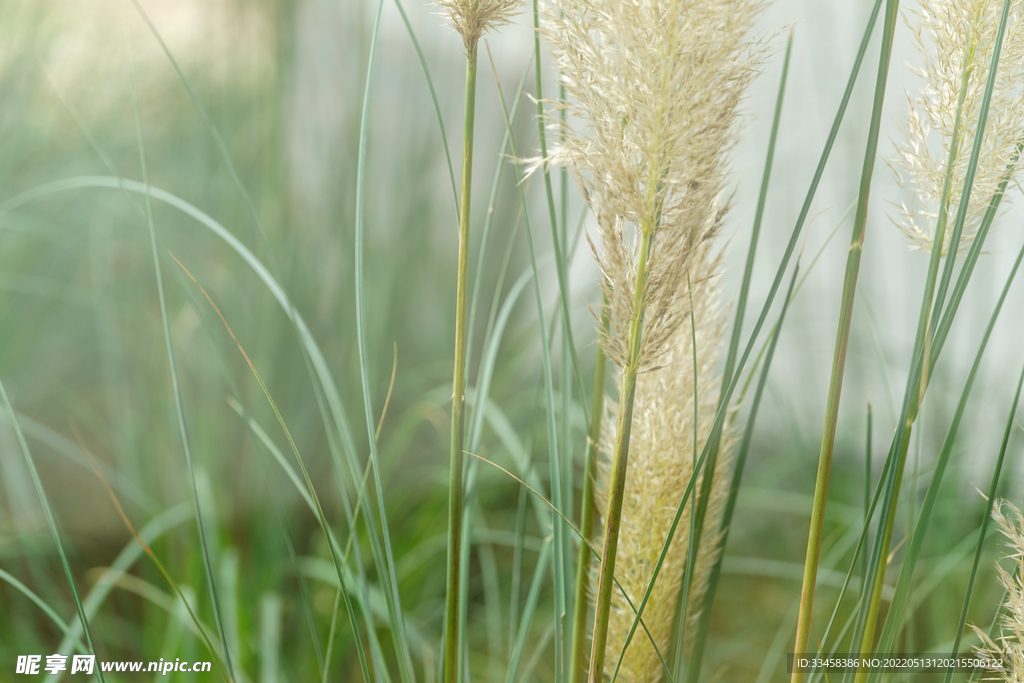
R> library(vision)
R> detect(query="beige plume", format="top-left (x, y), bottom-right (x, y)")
top-left (437, 0), bottom-right (521, 50)
top-left (893, 0), bottom-right (1024, 255)
top-left (542, 0), bottom-right (765, 371)
top-left (594, 247), bottom-right (734, 683)
top-left (972, 500), bottom-right (1024, 682)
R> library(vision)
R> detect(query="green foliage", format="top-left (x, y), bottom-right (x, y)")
top-left (2, 2), bottom-right (1024, 682)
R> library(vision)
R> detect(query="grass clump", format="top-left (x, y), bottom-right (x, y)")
top-left (6, 2), bottom-right (1024, 683)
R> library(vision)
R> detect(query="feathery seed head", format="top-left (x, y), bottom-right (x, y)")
top-left (594, 245), bottom-right (734, 683)
top-left (437, 0), bottom-right (521, 51)
top-left (893, 0), bottom-right (1024, 255)
top-left (972, 500), bottom-right (1024, 681)
top-left (544, 0), bottom-right (766, 369)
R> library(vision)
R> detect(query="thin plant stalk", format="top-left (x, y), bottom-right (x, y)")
top-left (671, 274), bottom-right (701, 683)
top-left (533, 0), bottom-right (589, 426)
top-left (570, 295), bottom-right (610, 683)
top-left (852, 2), bottom-right (1014, 669)
top-left (864, 235), bottom-right (1024, 683)
top-left (790, 1), bottom-right (899, 678)
top-left (445, 43), bottom-right (479, 683)
top-left (128, 58), bottom-right (235, 682)
top-left (0, 383), bottom-right (107, 683)
top-left (589, 225), bottom-right (655, 683)
top-left (488, 61), bottom-right (672, 679)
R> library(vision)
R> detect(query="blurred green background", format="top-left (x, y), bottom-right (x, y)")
top-left (2, 0), bottom-right (1023, 681)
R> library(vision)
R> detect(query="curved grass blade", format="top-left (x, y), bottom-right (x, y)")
top-left (69, 423), bottom-right (232, 682)
top-left (353, 0), bottom-right (417, 674)
top-left (174, 272), bottom-right (326, 675)
top-left (171, 256), bottom-right (373, 683)
top-left (127, 0), bottom-right (280, 274)
top-left (488, 44), bottom-right (569, 681)
top-left (391, 0), bottom-right (459, 218)
top-left (43, 504), bottom-right (191, 683)
top-left (0, 569), bottom-right (86, 654)
top-left (129, 62), bottom-right (234, 681)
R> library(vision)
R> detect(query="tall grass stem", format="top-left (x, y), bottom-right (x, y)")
top-left (445, 44), bottom-right (479, 683)
top-left (570, 296), bottom-right (609, 683)
top-left (790, 2), bottom-right (899, 678)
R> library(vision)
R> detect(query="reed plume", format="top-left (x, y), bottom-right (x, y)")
top-left (543, 0), bottom-right (765, 678)
top-left (438, 0), bottom-right (521, 50)
top-left (544, 0), bottom-right (764, 372)
top-left (893, 0), bottom-right (1024, 255)
top-left (973, 500), bottom-right (1024, 682)
top-left (594, 246), bottom-right (735, 683)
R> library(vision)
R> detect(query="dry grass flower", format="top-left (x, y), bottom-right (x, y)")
top-left (893, 0), bottom-right (1024, 255)
top-left (594, 247), bottom-right (734, 683)
top-left (543, 0), bottom-right (765, 371)
top-left (437, 0), bottom-right (521, 50)
top-left (973, 500), bottom-right (1024, 681)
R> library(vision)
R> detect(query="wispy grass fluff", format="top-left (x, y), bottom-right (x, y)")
top-left (437, 0), bottom-right (521, 49)
top-left (973, 500), bottom-right (1024, 682)
top-left (543, 0), bottom-right (765, 679)
top-left (543, 0), bottom-right (765, 372)
top-left (595, 247), bottom-right (735, 683)
top-left (893, 0), bottom-right (1024, 254)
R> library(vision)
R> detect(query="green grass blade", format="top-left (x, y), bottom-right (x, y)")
top-left (353, 0), bottom-right (416, 678)
top-left (672, 274), bottom-right (703, 681)
top-left (43, 504), bottom-right (191, 682)
top-left (175, 274), bottom-right (327, 676)
top-left (531, 0), bottom-right (589, 441)
top-left (685, 257), bottom-right (801, 683)
top-left (930, 141), bottom-right (1023, 364)
top-left (721, 28), bottom-right (793, 396)
top-left (870, 237), bottom-right (1024, 675)
top-left (852, 3), bottom-right (1015, 668)
top-left (466, 58), bottom-right (532, 372)
top-left (129, 63), bottom-right (234, 682)
top-left (684, 33), bottom-right (793, 681)
top-left (0, 410), bottom-right (155, 512)
top-left (505, 540), bottom-right (553, 683)
top-left (792, 0), bottom-right (900, 674)
top-left (490, 47), bottom-right (569, 683)
top-left (0, 566), bottom-right (85, 654)
top-left (391, 0), bottom-right (459, 218)
top-left (128, 0), bottom-right (281, 274)
top-left (943, 357), bottom-right (1024, 683)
